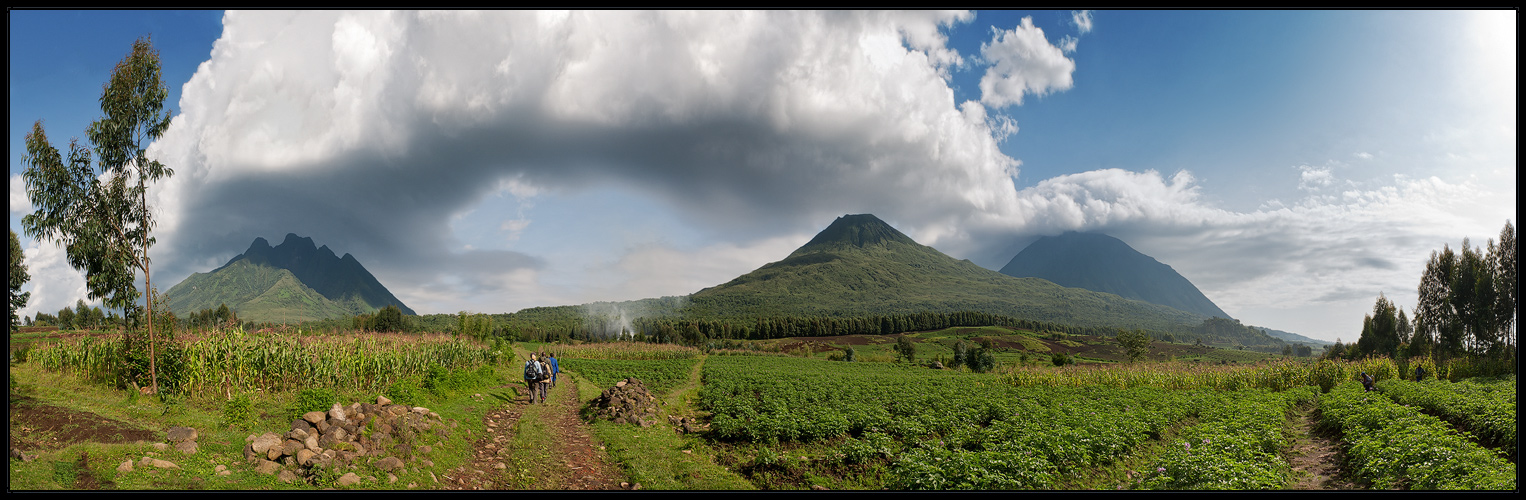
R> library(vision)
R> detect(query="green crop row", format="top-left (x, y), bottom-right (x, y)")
top-left (700, 356), bottom-right (1228, 489)
top-left (561, 357), bottom-right (698, 394)
top-left (1376, 378), bottom-right (1516, 458)
top-left (1140, 386), bottom-right (1316, 490)
top-left (1320, 381), bottom-right (1515, 490)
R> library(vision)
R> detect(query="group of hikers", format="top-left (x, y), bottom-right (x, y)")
top-left (522, 351), bottom-right (560, 404)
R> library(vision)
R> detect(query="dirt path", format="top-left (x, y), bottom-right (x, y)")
top-left (1285, 403), bottom-right (1365, 490)
top-left (442, 374), bottom-right (627, 490)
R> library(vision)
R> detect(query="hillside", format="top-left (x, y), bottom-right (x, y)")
top-left (999, 231), bottom-right (1231, 319)
top-left (163, 233), bottom-right (413, 323)
top-left (686, 214), bottom-right (1208, 332)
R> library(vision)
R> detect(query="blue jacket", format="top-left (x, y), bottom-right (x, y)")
top-left (549, 357), bottom-right (560, 379)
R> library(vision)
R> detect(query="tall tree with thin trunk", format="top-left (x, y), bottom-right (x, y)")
top-left (20, 36), bottom-right (173, 393)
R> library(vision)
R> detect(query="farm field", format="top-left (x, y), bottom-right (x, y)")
top-left (7, 329), bottom-right (1517, 491)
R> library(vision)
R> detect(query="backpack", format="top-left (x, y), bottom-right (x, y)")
top-left (524, 359), bottom-right (543, 380)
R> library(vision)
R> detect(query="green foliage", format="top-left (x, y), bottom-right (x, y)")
top-left (894, 335), bottom-right (916, 363)
top-left (221, 392), bottom-right (255, 430)
top-left (292, 387), bottom-right (337, 420)
top-left (1116, 329), bottom-right (1153, 363)
top-left (9, 229), bottom-right (29, 330)
top-left (1320, 381), bottom-right (1515, 490)
top-left (1140, 387), bottom-right (1314, 489)
top-left (684, 214), bottom-right (1206, 334)
top-left (1414, 222), bottom-right (1517, 358)
top-left (21, 36), bottom-right (172, 323)
top-left (1377, 377), bottom-right (1516, 458)
top-left (384, 378), bottom-right (424, 407)
top-left (565, 358), bottom-right (697, 394)
top-left (1050, 352), bottom-right (1074, 366)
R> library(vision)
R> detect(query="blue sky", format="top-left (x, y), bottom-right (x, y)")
top-left (10, 10), bottom-right (1516, 342)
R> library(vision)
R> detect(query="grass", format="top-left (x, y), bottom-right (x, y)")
top-left (571, 355), bottom-right (754, 490)
top-left (8, 355), bottom-right (505, 490)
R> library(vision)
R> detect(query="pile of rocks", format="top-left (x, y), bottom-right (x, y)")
top-left (245, 395), bottom-right (451, 484)
top-left (586, 378), bottom-right (661, 427)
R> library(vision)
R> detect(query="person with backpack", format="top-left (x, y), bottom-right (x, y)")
top-left (548, 352), bottom-right (560, 389)
top-left (524, 353), bottom-right (545, 404)
top-left (540, 354), bottom-right (553, 402)
top-left (1360, 371), bottom-right (1376, 392)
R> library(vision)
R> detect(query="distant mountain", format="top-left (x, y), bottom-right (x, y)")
top-left (999, 232), bottom-right (1231, 319)
top-left (164, 233), bottom-right (413, 324)
top-left (686, 214), bottom-right (1208, 332)
top-left (1257, 326), bottom-right (1332, 346)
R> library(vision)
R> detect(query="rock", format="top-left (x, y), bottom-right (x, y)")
top-left (296, 449), bottom-right (317, 466)
top-left (304, 411), bottom-right (327, 425)
top-left (812, 485), bottom-right (829, 490)
top-left (329, 403), bottom-right (348, 423)
top-left (152, 442), bottom-right (169, 451)
top-left (166, 426), bottom-right (198, 443)
top-left (277, 469), bottom-right (300, 483)
top-left (251, 433), bottom-right (282, 455)
top-left (338, 472), bottom-right (362, 486)
top-left (376, 456), bottom-right (404, 471)
top-left (175, 440), bottom-right (198, 455)
top-left (117, 460), bottom-right (133, 472)
top-left (148, 458), bottom-right (180, 469)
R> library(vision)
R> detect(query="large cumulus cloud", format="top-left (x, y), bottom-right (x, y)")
top-left (141, 10), bottom-right (1063, 313)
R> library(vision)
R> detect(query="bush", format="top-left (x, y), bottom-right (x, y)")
top-left (117, 333), bottom-right (188, 394)
top-left (222, 393), bottom-right (255, 430)
top-left (384, 378), bottom-right (424, 407)
top-left (291, 387), bottom-right (337, 420)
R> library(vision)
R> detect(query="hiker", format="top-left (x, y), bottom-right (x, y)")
top-left (537, 353), bottom-right (552, 403)
top-left (1360, 371), bottom-right (1376, 392)
top-left (524, 353), bottom-right (545, 404)
top-left (548, 352), bottom-right (560, 389)
top-left (1415, 366), bottom-right (1426, 382)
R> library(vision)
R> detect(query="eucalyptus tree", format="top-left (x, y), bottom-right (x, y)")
top-left (20, 37), bottom-right (174, 392)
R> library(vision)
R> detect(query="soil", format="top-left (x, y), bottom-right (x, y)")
top-left (8, 395), bottom-right (157, 452)
top-left (1285, 404), bottom-right (1366, 490)
top-left (442, 376), bottom-right (627, 490)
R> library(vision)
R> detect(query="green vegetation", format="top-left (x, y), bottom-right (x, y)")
top-left (1319, 381), bottom-right (1514, 489)
top-left (21, 36), bottom-right (177, 392)
top-left (10, 229), bottom-right (30, 330)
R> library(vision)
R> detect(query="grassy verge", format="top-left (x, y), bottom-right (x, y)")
top-left (572, 356), bottom-right (754, 490)
top-left (8, 357), bottom-right (505, 490)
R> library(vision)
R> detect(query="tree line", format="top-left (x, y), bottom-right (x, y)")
top-left (1340, 221), bottom-right (1516, 362)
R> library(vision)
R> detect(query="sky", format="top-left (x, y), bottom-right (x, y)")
top-left (9, 10), bottom-right (1517, 343)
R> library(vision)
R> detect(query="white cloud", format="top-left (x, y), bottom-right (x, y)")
top-left (140, 10), bottom-right (1014, 315)
top-left (978, 17), bottom-right (1076, 108)
top-left (9, 175), bottom-right (30, 214)
top-left (1072, 10), bottom-right (1094, 34)
top-left (1297, 165), bottom-right (1334, 191)
top-left (18, 239), bottom-right (91, 320)
top-left (926, 166), bottom-right (1513, 342)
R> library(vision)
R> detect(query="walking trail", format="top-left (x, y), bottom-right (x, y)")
top-left (441, 367), bottom-right (628, 490)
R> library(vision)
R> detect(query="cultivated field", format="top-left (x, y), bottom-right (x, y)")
top-left (7, 328), bottom-right (1516, 491)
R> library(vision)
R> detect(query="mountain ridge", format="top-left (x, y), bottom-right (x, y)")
top-left (687, 214), bottom-right (1210, 332)
top-left (999, 231), bottom-right (1231, 319)
top-left (164, 233), bottom-right (413, 323)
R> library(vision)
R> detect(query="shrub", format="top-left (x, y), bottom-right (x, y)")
top-left (291, 387), bottom-right (337, 420)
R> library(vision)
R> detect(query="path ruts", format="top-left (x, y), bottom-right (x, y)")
top-left (443, 372), bottom-right (625, 490)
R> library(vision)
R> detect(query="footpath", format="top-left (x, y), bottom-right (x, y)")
top-left (442, 354), bottom-right (627, 490)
